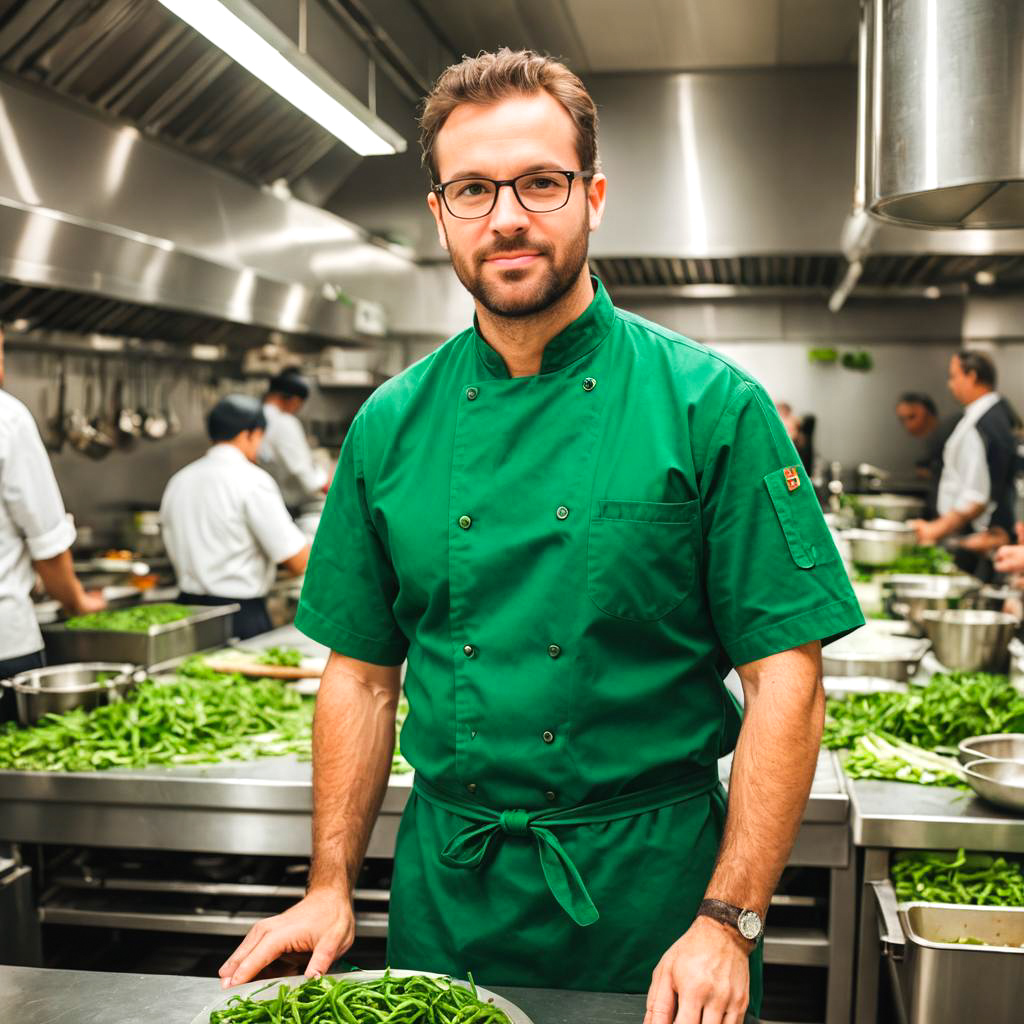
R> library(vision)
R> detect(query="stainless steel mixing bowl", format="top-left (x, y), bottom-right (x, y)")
top-left (920, 609), bottom-right (1020, 672)
top-left (3, 662), bottom-right (141, 725)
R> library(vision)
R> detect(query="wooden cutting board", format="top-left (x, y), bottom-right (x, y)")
top-left (203, 660), bottom-right (322, 680)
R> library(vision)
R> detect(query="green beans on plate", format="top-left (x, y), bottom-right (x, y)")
top-left (210, 972), bottom-right (512, 1024)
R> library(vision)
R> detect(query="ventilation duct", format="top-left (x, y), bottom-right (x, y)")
top-left (868, 0), bottom-right (1024, 229)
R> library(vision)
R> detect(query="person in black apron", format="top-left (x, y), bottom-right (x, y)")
top-left (159, 395), bottom-right (310, 642)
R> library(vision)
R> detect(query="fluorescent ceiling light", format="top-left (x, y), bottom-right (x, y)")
top-left (156, 0), bottom-right (405, 157)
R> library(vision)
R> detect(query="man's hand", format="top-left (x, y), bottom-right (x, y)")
top-left (218, 888), bottom-right (355, 989)
top-left (73, 590), bottom-right (106, 615)
top-left (644, 916), bottom-right (751, 1024)
top-left (911, 519), bottom-right (943, 545)
top-left (994, 544), bottom-right (1024, 575)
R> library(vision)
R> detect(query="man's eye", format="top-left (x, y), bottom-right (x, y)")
top-left (521, 176), bottom-right (558, 190)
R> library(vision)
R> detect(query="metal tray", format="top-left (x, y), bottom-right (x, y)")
top-left (41, 604), bottom-right (240, 668)
top-left (190, 970), bottom-right (535, 1024)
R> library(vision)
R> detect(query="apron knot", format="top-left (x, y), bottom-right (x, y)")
top-left (499, 809), bottom-right (531, 836)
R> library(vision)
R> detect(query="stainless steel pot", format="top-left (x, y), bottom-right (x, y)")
top-left (920, 609), bottom-right (1019, 672)
top-left (872, 879), bottom-right (1024, 1024)
top-left (862, 518), bottom-right (918, 538)
top-left (3, 663), bottom-right (142, 726)
top-left (884, 574), bottom-right (982, 634)
top-left (844, 528), bottom-right (913, 566)
top-left (851, 493), bottom-right (926, 522)
top-left (822, 634), bottom-right (931, 681)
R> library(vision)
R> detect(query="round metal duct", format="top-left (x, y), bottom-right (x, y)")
top-left (869, 0), bottom-right (1024, 229)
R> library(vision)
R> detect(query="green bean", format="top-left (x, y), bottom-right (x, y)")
top-left (892, 849), bottom-right (1024, 907)
top-left (211, 975), bottom-right (511, 1024)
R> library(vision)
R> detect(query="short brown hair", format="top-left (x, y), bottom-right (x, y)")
top-left (419, 48), bottom-right (599, 182)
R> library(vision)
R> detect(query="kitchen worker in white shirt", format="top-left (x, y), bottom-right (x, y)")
top-left (260, 370), bottom-right (329, 512)
top-left (0, 326), bottom-right (104, 716)
top-left (160, 394), bottom-right (311, 640)
top-left (913, 351), bottom-right (1017, 564)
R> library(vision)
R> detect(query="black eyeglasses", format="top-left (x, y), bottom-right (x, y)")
top-left (433, 169), bottom-right (594, 219)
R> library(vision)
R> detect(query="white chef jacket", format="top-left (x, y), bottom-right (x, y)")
top-left (260, 402), bottom-right (328, 508)
top-left (0, 391), bottom-right (76, 660)
top-left (160, 444), bottom-right (306, 599)
top-left (937, 391), bottom-right (1002, 529)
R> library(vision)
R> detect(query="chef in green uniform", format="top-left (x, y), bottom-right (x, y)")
top-left (221, 49), bottom-right (862, 1023)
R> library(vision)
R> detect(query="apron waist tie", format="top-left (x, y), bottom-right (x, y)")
top-left (413, 765), bottom-right (720, 928)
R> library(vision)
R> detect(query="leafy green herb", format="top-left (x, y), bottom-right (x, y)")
top-left (257, 646), bottom-right (303, 667)
top-left (842, 350), bottom-right (873, 371)
top-left (808, 347), bottom-right (838, 364)
top-left (210, 972), bottom-right (511, 1024)
top-left (844, 733), bottom-right (966, 788)
top-left (854, 546), bottom-right (954, 578)
top-left (892, 849), bottom-right (1024, 907)
top-left (65, 603), bottom-right (192, 633)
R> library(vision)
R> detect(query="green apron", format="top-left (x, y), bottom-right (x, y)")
top-left (296, 278), bottom-right (862, 1006)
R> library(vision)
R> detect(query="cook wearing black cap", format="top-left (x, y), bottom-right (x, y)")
top-left (159, 394), bottom-right (311, 640)
top-left (261, 369), bottom-right (330, 510)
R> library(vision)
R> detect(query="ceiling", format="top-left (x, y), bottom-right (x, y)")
top-left (414, 0), bottom-right (859, 73)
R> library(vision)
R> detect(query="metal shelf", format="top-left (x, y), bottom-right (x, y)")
top-left (763, 927), bottom-right (831, 967)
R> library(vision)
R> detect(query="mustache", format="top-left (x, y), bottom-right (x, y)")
top-left (478, 238), bottom-right (552, 262)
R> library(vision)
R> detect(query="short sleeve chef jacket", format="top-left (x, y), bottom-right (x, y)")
top-left (297, 278), bottom-right (862, 809)
top-left (0, 391), bottom-right (76, 660)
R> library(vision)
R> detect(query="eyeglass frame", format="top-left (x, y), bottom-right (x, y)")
top-left (432, 169), bottom-right (595, 219)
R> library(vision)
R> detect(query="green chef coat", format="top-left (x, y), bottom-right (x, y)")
top-left (295, 277), bottom-right (862, 1004)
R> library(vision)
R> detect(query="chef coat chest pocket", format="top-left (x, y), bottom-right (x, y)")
top-left (587, 498), bottom-right (699, 621)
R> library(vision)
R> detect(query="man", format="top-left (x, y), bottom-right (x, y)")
top-left (261, 369), bottom-right (329, 510)
top-left (1, 331), bottom-right (105, 719)
top-left (160, 394), bottom-right (310, 640)
top-left (912, 352), bottom-right (1017, 555)
top-left (220, 50), bottom-right (862, 1022)
top-left (895, 392), bottom-right (960, 517)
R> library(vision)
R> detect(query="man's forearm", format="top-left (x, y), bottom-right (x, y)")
top-left (929, 502), bottom-right (985, 541)
top-left (705, 642), bottom-right (825, 917)
top-left (308, 652), bottom-right (401, 896)
top-left (33, 549), bottom-right (86, 612)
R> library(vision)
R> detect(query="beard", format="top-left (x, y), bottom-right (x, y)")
top-left (445, 214), bottom-right (590, 319)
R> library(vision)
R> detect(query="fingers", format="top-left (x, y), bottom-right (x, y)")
top-left (304, 924), bottom-right (352, 979)
top-left (225, 929), bottom-right (293, 988)
top-left (220, 920), bottom-right (272, 984)
top-left (644, 960), bottom-right (676, 1024)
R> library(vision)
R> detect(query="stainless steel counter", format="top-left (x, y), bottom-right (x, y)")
top-left (0, 966), bottom-right (650, 1024)
top-left (849, 777), bottom-right (1024, 852)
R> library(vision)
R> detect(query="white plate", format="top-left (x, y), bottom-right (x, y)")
top-left (190, 970), bottom-right (534, 1024)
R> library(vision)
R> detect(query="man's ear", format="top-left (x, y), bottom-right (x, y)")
top-left (427, 191), bottom-right (450, 252)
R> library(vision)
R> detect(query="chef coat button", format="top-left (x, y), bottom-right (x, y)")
top-left (458, 514), bottom-right (473, 530)
top-left (582, 377), bottom-right (596, 392)
top-left (545, 790), bottom-right (557, 802)
top-left (467, 783), bottom-right (477, 794)
top-left (542, 730), bottom-right (555, 744)
top-left (463, 644), bottom-right (477, 658)
top-left (547, 644), bottom-right (562, 659)
top-left (555, 506), bottom-right (570, 521)
top-left (466, 386), bottom-right (479, 401)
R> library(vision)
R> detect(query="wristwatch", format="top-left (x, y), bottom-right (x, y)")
top-left (697, 898), bottom-right (764, 942)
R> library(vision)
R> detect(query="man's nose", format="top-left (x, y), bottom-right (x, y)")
top-left (489, 183), bottom-right (531, 235)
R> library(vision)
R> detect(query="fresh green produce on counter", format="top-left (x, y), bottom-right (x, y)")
top-left (0, 655), bottom-right (414, 775)
top-left (844, 733), bottom-right (965, 787)
top-left (825, 671), bottom-right (1024, 785)
top-left (854, 546), bottom-right (954, 579)
top-left (0, 675), bottom-right (315, 771)
top-left (65, 603), bottom-right (192, 632)
top-left (257, 646), bottom-right (304, 667)
top-left (892, 849), bottom-right (1024, 907)
top-left (210, 973), bottom-right (511, 1024)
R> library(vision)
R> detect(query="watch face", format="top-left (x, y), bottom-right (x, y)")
top-left (737, 909), bottom-right (762, 940)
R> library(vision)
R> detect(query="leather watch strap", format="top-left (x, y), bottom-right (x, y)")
top-left (697, 898), bottom-right (763, 941)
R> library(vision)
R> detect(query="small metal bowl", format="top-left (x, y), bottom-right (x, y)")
top-left (963, 758), bottom-right (1024, 813)
top-left (920, 609), bottom-right (1020, 673)
top-left (3, 662), bottom-right (142, 726)
top-left (958, 734), bottom-right (1024, 766)
top-left (822, 634), bottom-right (931, 681)
top-left (863, 518), bottom-right (918, 538)
top-left (845, 529), bottom-right (914, 567)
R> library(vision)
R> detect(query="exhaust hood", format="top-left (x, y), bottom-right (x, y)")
top-left (867, 0), bottom-right (1024, 229)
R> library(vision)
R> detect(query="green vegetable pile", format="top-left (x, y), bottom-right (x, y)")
top-left (825, 671), bottom-right (1024, 786)
top-left (258, 646), bottom-right (304, 667)
top-left (854, 546), bottom-right (954, 579)
top-left (0, 675), bottom-right (315, 771)
top-left (0, 649), bottom-right (413, 775)
top-left (211, 972), bottom-right (510, 1024)
top-left (892, 849), bottom-right (1024, 907)
top-left (65, 603), bottom-right (192, 632)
